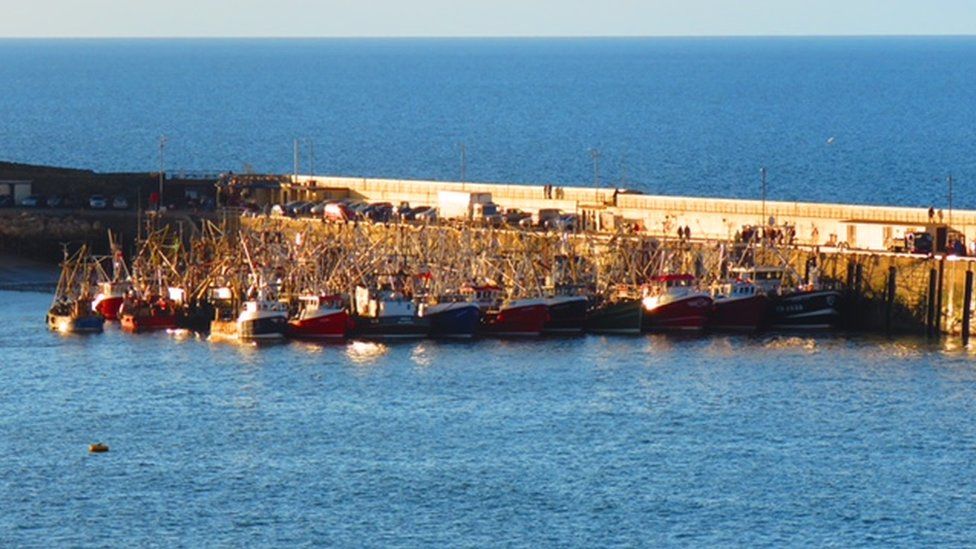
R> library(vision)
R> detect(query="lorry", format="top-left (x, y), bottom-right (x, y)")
top-left (437, 191), bottom-right (498, 221)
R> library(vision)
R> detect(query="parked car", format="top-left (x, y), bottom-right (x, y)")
top-left (396, 202), bottom-right (413, 219)
top-left (112, 195), bottom-right (129, 210)
top-left (270, 204), bottom-right (287, 216)
top-left (547, 214), bottom-right (578, 231)
top-left (89, 195), bottom-right (109, 209)
top-left (310, 200), bottom-right (339, 216)
top-left (46, 195), bottom-right (67, 208)
top-left (504, 208), bottom-right (532, 226)
top-left (365, 202), bottom-right (394, 222)
top-left (293, 201), bottom-right (316, 216)
top-left (411, 206), bottom-right (437, 222)
top-left (20, 195), bottom-right (45, 208)
top-left (282, 200), bottom-right (309, 216)
top-left (348, 201), bottom-right (370, 217)
top-left (534, 208), bottom-right (563, 227)
top-left (323, 202), bottom-right (357, 222)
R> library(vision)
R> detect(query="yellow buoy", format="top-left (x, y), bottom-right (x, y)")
top-left (89, 442), bottom-right (109, 453)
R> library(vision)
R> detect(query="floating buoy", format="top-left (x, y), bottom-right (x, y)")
top-left (89, 442), bottom-right (109, 453)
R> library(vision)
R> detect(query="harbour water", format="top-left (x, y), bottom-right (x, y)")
top-left (1, 37), bottom-right (975, 206)
top-left (5, 37), bottom-right (976, 545)
top-left (4, 289), bottom-right (976, 545)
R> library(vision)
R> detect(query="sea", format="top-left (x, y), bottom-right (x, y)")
top-left (4, 38), bottom-right (976, 546)
top-left (1, 37), bottom-right (975, 207)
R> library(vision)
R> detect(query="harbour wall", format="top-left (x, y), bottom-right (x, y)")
top-left (285, 175), bottom-right (973, 251)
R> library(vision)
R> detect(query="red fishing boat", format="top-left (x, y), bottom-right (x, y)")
top-left (119, 293), bottom-right (177, 332)
top-left (287, 294), bottom-right (349, 339)
top-left (92, 281), bottom-right (129, 321)
top-left (709, 279), bottom-right (767, 331)
top-left (641, 274), bottom-right (712, 332)
top-left (462, 285), bottom-right (549, 337)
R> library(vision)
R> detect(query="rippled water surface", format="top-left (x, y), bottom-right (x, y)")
top-left (3, 290), bottom-right (976, 545)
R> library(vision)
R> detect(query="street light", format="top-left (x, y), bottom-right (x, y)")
top-left (590, 148), bottom-right (601, 202)
top-left (760, 166), bottom-right (767, 228)
top-left (948, 174), bottom-right (954, 228)
top-left (158, 135), bottom-right (167, 212)
top-left (459, 142), bottom-right (467, 188)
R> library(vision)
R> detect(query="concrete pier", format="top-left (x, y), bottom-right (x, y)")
top-left (281, 175), bottom-right (975, 252)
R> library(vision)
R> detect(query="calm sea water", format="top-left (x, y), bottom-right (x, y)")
top-left (1, 37), bottom-right (975, 207)
top-left (5, 39), bottom-right (976, 545)
top-left (3, 289), bottom-right (976, 545)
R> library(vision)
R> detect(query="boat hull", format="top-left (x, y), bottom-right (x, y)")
top-left (767, 290), bottom-right (842, 330)
top-left (121, 313), bottom-right (177, 333)
top-left (643, 295), bottom-right (712, 332)
top-left (240, 315), bottom-right (288, 340)
top-left (427, 303), bottom-right (480, 338)
top-left (480, 303), bottom-right (549, 337)
top-left (710, 294), bottom-right (767, 332)
top-left (544, 297), bottom-right (589, 334)
top-left (47, 313), bottom-right (104, 334)
top-left (586, 299), bottom-right (642, 334)
top-left (349, 315), bottom-right (430, 340)
top-left (93, 296), bottom-right (124, 321)
top-left (287, 310), bottom-right (349, 339)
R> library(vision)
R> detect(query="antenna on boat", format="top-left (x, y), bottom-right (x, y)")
top-left (760, 166), bottom-right (767, 231)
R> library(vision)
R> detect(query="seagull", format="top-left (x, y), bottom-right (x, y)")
top-left (826, 136), bottom-right (836, 145)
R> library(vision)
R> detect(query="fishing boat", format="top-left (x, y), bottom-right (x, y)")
top-left (92, 281), bottom-right (129, 321)
top-left (425, 298), bottom-right (481, 338)
top-left (210, 287), bottom-right (289, 341)
top-left (48, 296), bottom-right (105, 333)
top-left (709, 278), bottom-right (767, 332)
top-left (91, 237), bottom-right (131, 321)
top-left (286, 294), bottom-right (349, 339)
top-left (641, 274), bottom-right (713, 332)
top-left (462, 285), bottom-right (549, 337)
top-left (119, 293), bottom-right (178, 332)
top-left (543, 293), bottom-right (589, 335)
top-left (47, 246), bottom-right (105, 334)
top-left (747, 266), bottom-right (843, 330)
top-left (586, 285), bottom-right (643, 334)
top-left (349, 286), bottom-right (430, 339)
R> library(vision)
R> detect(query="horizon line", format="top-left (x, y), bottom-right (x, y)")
top-left (1, 33), bottom-right (975, 40)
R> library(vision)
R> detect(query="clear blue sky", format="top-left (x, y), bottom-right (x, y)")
top-left (3, 0), bottom-right (974, 38)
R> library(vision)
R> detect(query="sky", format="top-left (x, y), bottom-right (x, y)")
top-left (1, 0), bottom-right (974, 38)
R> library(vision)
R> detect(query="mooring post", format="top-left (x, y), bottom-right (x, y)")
top-left (963, 268), bottom-right (973, 346)
top-left (927, 267), bottom-right (937, 337)
top-left (885, 265), bottom-right (896, 334)
top-left (853, 263), bottom-right (863, 330)
top-left (936, 258), bottom-right (945, 334)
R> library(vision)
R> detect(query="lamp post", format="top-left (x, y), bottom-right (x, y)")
top-left (948, 174), bottom-right (953, 228)
top-left (590, 148), bottom-right (601, 202)
top-left (460, 142), bottom-right (466, 189)
top-left (760, 166), bottom-right (767, 228)
top-left (158, 135), bottom-right (167, 212)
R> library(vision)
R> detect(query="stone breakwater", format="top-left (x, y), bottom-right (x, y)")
top-left (0, 210), bottom-right (131, 263)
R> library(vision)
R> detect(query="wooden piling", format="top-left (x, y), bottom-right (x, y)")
top-left (936, 258), bottom-right (945, 334)
top-left (927, 267), bottom-right (937, 337)
top-left (963, 269), bottom-right (973, 346)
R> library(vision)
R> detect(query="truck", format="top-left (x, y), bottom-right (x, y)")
top-left (437, 191), bottom-right (496, 221)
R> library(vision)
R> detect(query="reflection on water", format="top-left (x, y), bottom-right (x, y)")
top-left (410, 344), bottom-right (432, 367)
top-left (345, 340), bottom-right (389, 364)
top-left (761, 335), bottom-right (818, 353)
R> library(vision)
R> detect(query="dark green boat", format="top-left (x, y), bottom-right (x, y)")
top-left (585, 298), bottom-right (642, 334)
